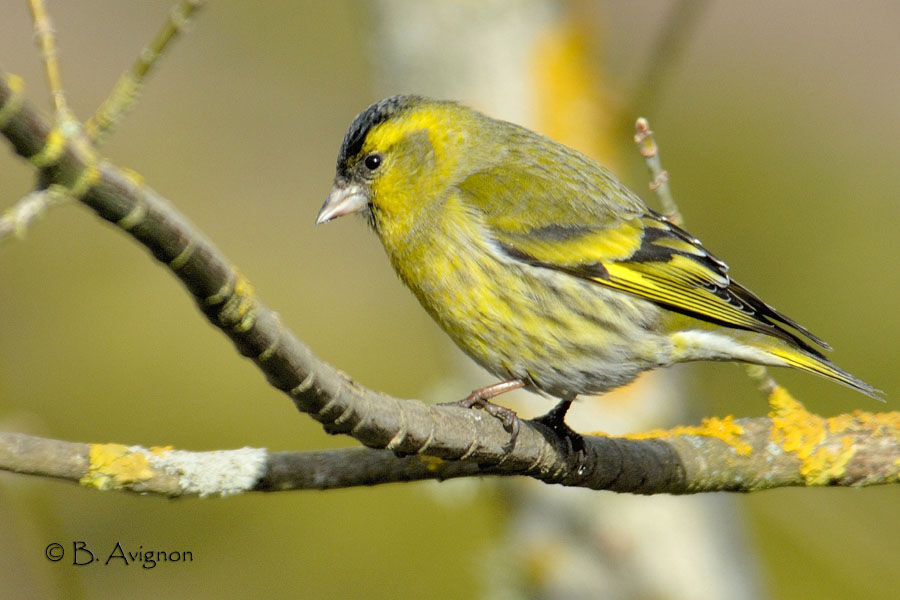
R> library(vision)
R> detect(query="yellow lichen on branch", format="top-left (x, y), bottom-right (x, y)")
top-left (418, 455), bottom-right (446, 472)
top-left (767, 384), bottom-right (899, 485)
top-left (614, 414), bottom-right (753, 456)
top-left (80, 443), bottom-right (155, 490)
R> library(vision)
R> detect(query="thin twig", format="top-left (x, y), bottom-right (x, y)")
top-left (633, 117), bottom-right (680, 224)
top-left (27, 0), bottom-right (68, 117)
top-left (0, 187), bottom-right (69, 242)
top-left (85, 0), bottom-right (205, 143)
top-left (4, 1), bottom-right (202, 243)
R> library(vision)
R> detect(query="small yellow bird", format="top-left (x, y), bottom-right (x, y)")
top-left (317, 95), bottom-right (879, 444)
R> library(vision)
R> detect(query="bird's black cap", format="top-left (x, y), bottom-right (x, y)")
top-left (336, 95), bottom-right (420, 176)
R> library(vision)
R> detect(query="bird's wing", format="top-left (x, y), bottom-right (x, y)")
top-left (457, 165), bottom-right (829, 355)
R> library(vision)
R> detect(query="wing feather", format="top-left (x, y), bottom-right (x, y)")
top-left (456, 163), bottom-right (829, 356)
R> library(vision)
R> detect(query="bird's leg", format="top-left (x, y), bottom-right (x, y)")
top-left (531, 395), bottom-right (584, 455)
top-left (443, 379), bottom-right (525, 451)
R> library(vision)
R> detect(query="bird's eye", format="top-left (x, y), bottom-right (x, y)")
top-left (363, 153), bottom-right (382, 171)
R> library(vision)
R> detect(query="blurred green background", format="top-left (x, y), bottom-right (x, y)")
top-left (0, 1), bottom-right (897, 598)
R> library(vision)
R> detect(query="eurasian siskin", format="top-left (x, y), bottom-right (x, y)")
top-left (317, 95), bottom-right (879, 441)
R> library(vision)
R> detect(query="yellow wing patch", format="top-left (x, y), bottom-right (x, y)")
top-left (496, 218), bottom-right (644, 264)
top-left (601, 261), bottom-right (763, 331)
top-left (493, 211), bottom-right (829, 354)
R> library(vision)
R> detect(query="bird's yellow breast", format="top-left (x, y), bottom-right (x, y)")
top-left (372, 187), bottom-right (668, 394)
top-left (374, 189), bottom-right (520, 369)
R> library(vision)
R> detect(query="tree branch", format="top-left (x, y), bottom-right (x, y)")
top-left (1, 68), bottom-right (896, 495)
top-left (2, 383), bottom-right (897, 497)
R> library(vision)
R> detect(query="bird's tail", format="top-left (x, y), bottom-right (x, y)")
top-left (669, 328), bottom-right (882, 400)
top-left (754, 342), bottom-right (883, 401)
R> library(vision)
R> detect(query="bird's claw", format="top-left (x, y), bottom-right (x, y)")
top-left (531, 403), bottom-right (585, 457)
top-left (443, 391), bottom-right (521, 452)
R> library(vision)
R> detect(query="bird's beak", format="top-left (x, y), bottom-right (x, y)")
top-left (316, 181), bottom-right (370, 224)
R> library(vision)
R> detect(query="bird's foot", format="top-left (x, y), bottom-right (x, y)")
top-left (531, 398), bottom-right (585, 456)
top-left (441, 380), bottom-right (525, 453)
